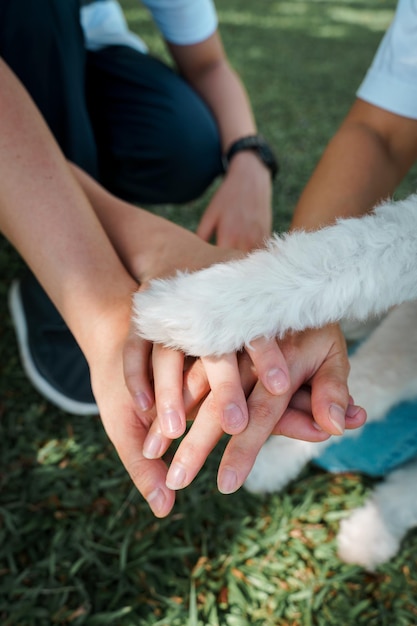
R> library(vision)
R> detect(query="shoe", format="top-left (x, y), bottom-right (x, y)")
top-left (8, 274), bottom-right (98, 415)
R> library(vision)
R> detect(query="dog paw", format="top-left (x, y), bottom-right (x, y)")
top-left (337, 501), bottom-right (400, 570)
top-left (133, 263), bottom-right (257, 356)
top-left (244, 437), bottom-right (320, 494)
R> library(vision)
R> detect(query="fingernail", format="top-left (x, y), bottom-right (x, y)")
top-left (147, 487), bottom-right (166, 516)
top-left (162, 409), bottom-right (183, 436)
top-left (266, 368), bottom-right (288, 394)
top-left (312, 421), bottom-right (323, 431)
top-left (166, 463), bottom-right (187, 490)
top-left (135, 391), bottom-right (152, 412)
top-left (346, 403), bottom-right (362, 418)
top-left (218, 468), bottom-right (238, 494)
top-left (329, 404), bottom-right (345, 435)
top-left (223, 403), bottom-right (246, 433)
top-left (143, 433), bottom-right (164, 459)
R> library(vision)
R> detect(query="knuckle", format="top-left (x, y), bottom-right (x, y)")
top-left (247, 398), bottom-right (276, 425)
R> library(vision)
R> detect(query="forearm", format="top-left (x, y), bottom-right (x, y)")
top-left (292, 99), bottom-right (417, 231)
top-left (0, 60), bottom-right (137, 354)
top-left (70, 164), bottom-right (237, 285)
top-left (168, 34), bottom-right (256, 150)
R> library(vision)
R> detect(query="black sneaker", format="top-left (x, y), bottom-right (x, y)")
top-left (8, 274), bottom-right (98, 415)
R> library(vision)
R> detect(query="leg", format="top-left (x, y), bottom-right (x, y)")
top-left (244, 436), bottom-right (330, 494)
top-left (337, 459), bottom-right (417, 569)
top-left (86, 45), bottom-right (223, 203)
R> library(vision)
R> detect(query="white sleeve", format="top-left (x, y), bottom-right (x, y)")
top-left (141, 0), bottom-right (218, 45)
top-left (357, 0), bottom-right (417, 119)
top-left (80, 0), bottom-right (148, 53)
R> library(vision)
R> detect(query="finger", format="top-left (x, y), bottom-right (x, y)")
top-left (183, 349), bottom-right (257, 420)
top-left (196, 211), bottom-right (216, 243)
top-left (143, 355), bottom-right (205, 459)
top-left (201, 353), bottom-right (248, 435)
top-left (182, 357), bottom-right (210, 415)
top-left (152, 344), bottom-right (186, 438)
top-left (123, 325), bottom-right (154, 412)
top-left (281, 326), bottom-right (353, 437)
top-left (136, 357), bottom-right (213, 460)
top-left (165, 393), bottom-right (224, 490)
top-left (345, 399), bottom-right (367, 430)
top-left (142, 418), bottom-right (175, 460)
top-left (270, 407), bottom-right (331, 441)
top-left (246, 336), bottom-right (290, 395)
top-left (281, 388), bottom-right (366, 433)
top-left (102, 406), bottom-right (175, 518)
top-left (217, 382), bottom-right (293, 494)
top-left (286, 386), bottom-right (312, 412)
top-left (309, 353), bottom-right (352, 436)
top-left (164, 351), bottom-right (259, 490)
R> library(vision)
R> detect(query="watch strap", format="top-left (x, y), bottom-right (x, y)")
top-left (223, 134), bottom-right (279, 180)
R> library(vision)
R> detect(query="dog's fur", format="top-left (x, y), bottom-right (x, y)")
top-left (134, 195), bottom-right (417, 357)
top-left (133, 194), bottom-right (417, 569)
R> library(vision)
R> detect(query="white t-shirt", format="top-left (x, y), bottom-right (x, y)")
top-left (80, 0), bottom-right (218, 53)
top-left (357, 0), bottom-right (417, 119)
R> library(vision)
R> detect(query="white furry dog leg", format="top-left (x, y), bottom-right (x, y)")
top-left (133, 195), bottom-right (417, 356)
top-left (244, 437), bottom-right (331, 494)
top-left (337, 460), bottom-right (417, 569)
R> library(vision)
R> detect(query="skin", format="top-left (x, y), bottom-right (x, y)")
top-left (291, 99), bottom-right (417, 230)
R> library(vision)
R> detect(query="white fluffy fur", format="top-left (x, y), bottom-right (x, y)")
top-left (134, 195), bottom-right (417, 356)
top-left (133, 193), bottom-right (417, 568)
top-left (337, 463), bottom-right (417, 570)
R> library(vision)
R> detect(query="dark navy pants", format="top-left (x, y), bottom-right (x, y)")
top-left (0, 0), bottom-right (223, 203)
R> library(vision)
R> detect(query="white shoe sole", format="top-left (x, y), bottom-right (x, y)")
top-left (8, 280), bottom-right (98, 415)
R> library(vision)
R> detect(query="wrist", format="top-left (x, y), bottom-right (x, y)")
top-left (225, 149), bottom-right (272, 184)
top-left (222, 134), bottom-right (279, 180)
top-left (69, 283), bottom-right (137, 368)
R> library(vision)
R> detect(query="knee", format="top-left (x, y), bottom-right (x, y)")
top-left (158, 121), bottom-right (223, 203)
top-left (107, 98), bottom-right (223, 204)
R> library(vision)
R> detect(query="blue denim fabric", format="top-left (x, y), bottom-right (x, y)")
top-left (315, 398), bottom-right (417, 477)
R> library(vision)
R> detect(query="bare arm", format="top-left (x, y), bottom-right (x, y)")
top-left (292, 99), bottom-right (417, 230)
top-left (168, 33), bottom-right (256, 151)
top-left (69, 163), bottom-right (237, 283)
top-left (168, 33), bottom-right (273, 251)
top-left (0, 61), bottom-right (136, 343)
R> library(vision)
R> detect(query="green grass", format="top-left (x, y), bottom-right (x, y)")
top-left (1, 1), bottom-right (417, 624)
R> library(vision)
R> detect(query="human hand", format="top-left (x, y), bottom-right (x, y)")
top-left (86, 303), bottom-right (177, 518)
top-left (196, 152), bottom-right (273, 251)
top-left (142, 324), bottom-right (366, 495)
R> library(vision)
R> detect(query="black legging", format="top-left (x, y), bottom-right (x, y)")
top-left (0, 0), bottom-right (223, 203)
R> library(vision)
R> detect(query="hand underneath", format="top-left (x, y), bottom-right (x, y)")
top-left (196, 152), bottom-right (272, 251)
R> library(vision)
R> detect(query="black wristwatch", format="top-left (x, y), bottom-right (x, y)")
top-left (222, 134), bottom-right (279, 180)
